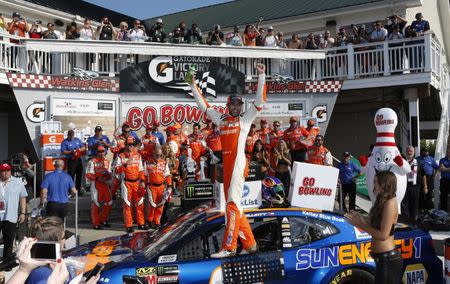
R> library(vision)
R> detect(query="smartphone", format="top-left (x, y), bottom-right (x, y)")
top-left (30, 241), bottom-right (61, 261)
top-left (85, 262), bottom-right (104, 281)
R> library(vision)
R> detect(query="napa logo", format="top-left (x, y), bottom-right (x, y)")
top-left (402, 263), bottom-right (427, 284)
top-left (242, 184), bottom-right (250, 198)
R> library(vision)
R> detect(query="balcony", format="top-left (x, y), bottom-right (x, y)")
top-left (0, 32), bottom-right (447, 92)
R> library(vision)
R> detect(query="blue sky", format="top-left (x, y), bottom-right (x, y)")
top-left (84, 0), bottom-right (233, 19)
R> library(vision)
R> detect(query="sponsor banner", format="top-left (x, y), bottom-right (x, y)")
top-left (258, 102), bottom-right (304, 117)
top-left (402, 263), bottom-right (428, 284)
top-left (288, 162), bottom-right (339, 211)
top-left (52, 98), bottom-right (115, 117)
top-left (120, 57), bottom-right (245, 96)
top-left (296, 237), bottom-right (422, 271)
top-left (183, 183), bottom-right (215, 200)
top-left (215, 180), bottom-right (262, 212)
top-left (121, 101), bottom-right (227, 132)
top-left (7, 73), bottom-right (119, 92)
top-left (136, 266), bottom-right (156, 277)
top-left (245, 80), bottom-right (342, 94)
top-left (157, 275), bottom-right (178, 283)
top-left (26, 102), bottom-right (45, 123)
top-left (156, 266), bottom-right (179, 276)
top-left (353, 227), bottom-right (371, 240)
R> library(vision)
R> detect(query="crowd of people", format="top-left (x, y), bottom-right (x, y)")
top-left (0, 11), bottom-right (430, 48)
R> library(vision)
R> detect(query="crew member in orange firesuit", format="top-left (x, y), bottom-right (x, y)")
top-left (145, 146), bottom-right (172, 229)
top-left (113, 137), bottom-right (147, 232)
top-left (305, 135), bottom-right (333, 166)
top-left (201, 117), bottom-right (214, 138)
top-left (140, 122), bottom-right (161, 161)
top-left (283, 116), bottom-right (309, 163)
top-left (267, 120), bottom-right (284, 155)
top-left (256, 118), bottom-right (271, 147)
top-left (86, 146), bottom-right (112, 230)
top-left (301, 118), bottom-right (320, 149)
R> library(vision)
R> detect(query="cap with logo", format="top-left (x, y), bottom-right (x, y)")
top-left (165, 126), bottom-right (177, 133)
top-left (95, 125), bottom-right (102, 132)
top-left (227, 94), bottom-right (244, 104)
top-left (0, 162), bottom-right (12, 171)
top-left (97, 145), bottom-right (106, 152)
top-left (343, 152), bottom-right (350, 158)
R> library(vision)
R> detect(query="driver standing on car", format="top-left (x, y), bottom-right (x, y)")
top-left (187, 63), bottom-right (267, 258)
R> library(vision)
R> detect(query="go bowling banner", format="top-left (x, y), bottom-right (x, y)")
top-left (288, 162), bottom-right (339, 211)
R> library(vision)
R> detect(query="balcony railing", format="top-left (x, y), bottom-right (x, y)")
top-left (0, 32), bottom-right (446, 90)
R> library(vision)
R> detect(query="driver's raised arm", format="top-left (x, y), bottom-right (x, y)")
top-left (189, 81), bottom-right (223, 125)
top-left (243, 64), bottom-right (267, 122)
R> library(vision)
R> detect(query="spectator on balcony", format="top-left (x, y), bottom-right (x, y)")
top-left (287, 34), bottom-right (302, 49)
top-left (207, 24), bottom-right (225, 46)
top-left (243, 24), bottom-right (258, 46)
top-left (320, 30), bottom-right (335, 49)
top-left (79, 18), bottom-right (96, 40)
top-left (348, 24), bottom-right (360, 44)
top-left (116, 21), bottom-right (130, 41)
top-left (178, 21), bottom-right (187, 41)
top-left (358, 25), bottom-right (369, 40)
top-left (226, 26), bottom-right (243, 46)
top-left (0, 14), bottom-right (5, 32)
top-left (335, 27), bottom-right (348, 47)
top-left (97, 16), bottom-right (116, 40)
top-left (65, 22), bottom-right (80, 40)
top-left (147, 18), bottom-right (167, 42)
top-left (303, 32), bottom-right (318, 49)
top-left (186, 23), bottom-right (203, 44)
top-left (410, 12), bottom-right (430, 35)
top-left (7, 12), bottom-right (29, 44)
top-left (29, 22), bottom-right (43, 39)
top-left (170, 27), bottom-right (186, 44)
top-left (255, 27), bottom-right (265, 46)
top-left (129, 20), bottom-right (146, 42)
top-left (370, 21), bottom-right (388, 42)
top-left (42, 23), bottom-right (59, 39)
top-left (264, 26), bottom-right (277, 47)
top-left (277, 32), bottom-right (287, 48)
top-left (388, 25), bottom-right (404, 40)
top-left (385, 14), bottom-right (407, 35)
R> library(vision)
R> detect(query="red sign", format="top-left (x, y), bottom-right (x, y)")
top-left (126, 104), bottom-right (227, 130)
top-left (298, 176), bottom-right (332, 196)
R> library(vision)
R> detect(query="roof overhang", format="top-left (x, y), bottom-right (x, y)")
top-left (24, 39), bottom-right (326, 60)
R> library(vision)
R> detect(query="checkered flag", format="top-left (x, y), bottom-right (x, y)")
top-left (199, 71), bottom-right (216, 97)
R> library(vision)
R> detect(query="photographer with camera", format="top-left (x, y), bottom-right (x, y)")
top-left (7, 12), bottom-right (29, 44)
top-left (303, 32), bottom-right (318, 49)
top-left (206, 24), bottom-right (224, 46)
top-left (80, 18), bottom-right (96, 40)
top-left (0, 162), bottom-right (27, 262)
top-left (29, 21), bottom-right (42, 39)
top-left (147, 18), bottom-right (167, 42)
top-left (43, 22), bottom-right (59, 39)
top-left (226, 26), bottom-right (243, 46)
top-left (186, 23), bottom-right (203, 44)
top-left (410, 12), bottom-right (429, 35)
top-left (129, 19), bottom-right (146, 42)
top-left (97, 16), bottom-right (117, 41)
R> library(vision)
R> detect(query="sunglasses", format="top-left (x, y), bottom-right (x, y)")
top-left (123, 130), bottom-right (130, 133)
top-left (274, 124), bottom-right (280, 127)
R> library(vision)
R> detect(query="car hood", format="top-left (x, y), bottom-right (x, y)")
top-left (64, 230), bottom-right (157, 271)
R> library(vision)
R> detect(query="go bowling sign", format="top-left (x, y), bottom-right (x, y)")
top-left (288, 162), bottom-right (339, 211)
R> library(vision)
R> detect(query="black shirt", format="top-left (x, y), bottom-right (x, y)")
top-left (99, 25), bottom-right (113, 40)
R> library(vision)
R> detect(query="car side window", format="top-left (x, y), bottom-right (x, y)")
top-left (288, 217), bottom-right (337, 247)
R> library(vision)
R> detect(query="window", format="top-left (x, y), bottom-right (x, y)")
top-left (288, 217), bottom-right (337, 247)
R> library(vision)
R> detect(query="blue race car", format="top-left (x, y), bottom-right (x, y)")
top-left (65, 204), bottom-right (443, 284)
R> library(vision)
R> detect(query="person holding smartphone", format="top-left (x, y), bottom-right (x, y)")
top-left (206, 24), bottom-right (224, 46)
top-left (7, 12), bottom-right (29, 44)
top-left (97, 16), bottom-right (116, 41)
top-left (345, 171), bottom-right (403, 283)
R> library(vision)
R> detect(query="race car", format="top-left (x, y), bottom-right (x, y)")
top-left (65, 204), bottom-right (443, 284)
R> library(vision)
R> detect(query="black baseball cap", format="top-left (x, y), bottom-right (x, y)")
top-left (95, 125), bottom-right (102, 131)
top-left (12, 12), bottom-right (20, 18)
top-left (343, 152), bottom-right (350, 157)
top-left (227, 94), bottom-right (244, 104)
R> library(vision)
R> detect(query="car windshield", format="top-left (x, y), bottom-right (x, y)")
top-left (143, 204), bottom-right (212, 259)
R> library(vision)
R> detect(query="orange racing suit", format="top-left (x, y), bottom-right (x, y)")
top-left (113, 150), bottom-right (146, 228)
top-left (245, 132), bottom-right (260, 159)
top-left (145, 158), bottom-right (172, 225)
top-left (140, 134), bottom-right (160, 161)
top-left (305, 145), bottom-right (332, 165)
top-left (86, 157), bottom-right (112, 227)
top-left (190, 73), bottom-right (266, 251)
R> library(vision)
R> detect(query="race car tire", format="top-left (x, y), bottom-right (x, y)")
top-left (327, 268), bottom-right (374, 284)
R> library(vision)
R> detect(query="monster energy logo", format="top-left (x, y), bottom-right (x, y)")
top-left (184, 183), bottom-right (214, 200)
top-left (186, 186), bottom-right (196, 198)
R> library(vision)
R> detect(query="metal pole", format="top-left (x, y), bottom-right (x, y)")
top-left (75, 191), bottom-right (79, 246)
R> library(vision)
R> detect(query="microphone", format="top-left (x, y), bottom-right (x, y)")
top-left (0, 253), bottom-right (18, 271)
